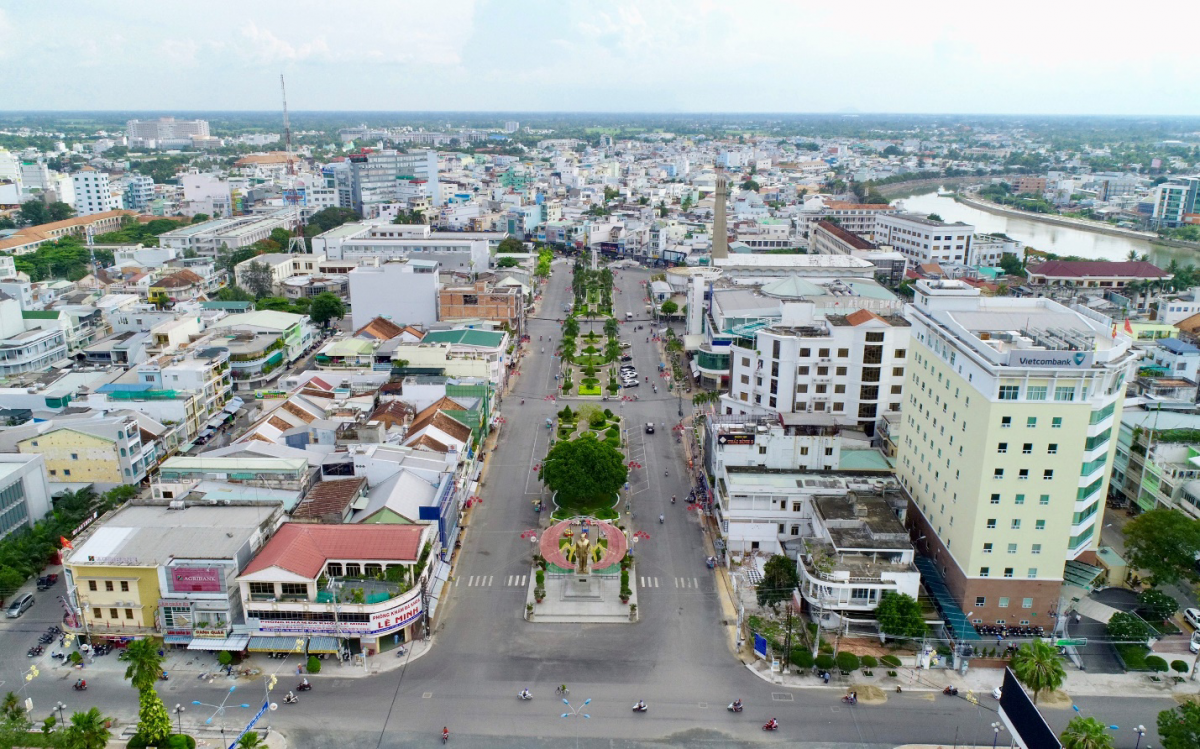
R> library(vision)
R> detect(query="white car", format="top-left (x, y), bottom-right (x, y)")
top-left (1190, 630), bottom-right (1200, 654)
top-left (1186, 607), bottom-right (1200, 630)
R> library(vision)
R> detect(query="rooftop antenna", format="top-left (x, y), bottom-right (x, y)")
top-left (281, 74), bottom-right (307, 254)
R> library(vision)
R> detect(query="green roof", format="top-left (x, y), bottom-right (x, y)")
top-left (837, 449), bottom-right (893, 472)
top-left (22, 311), bottom-right (62, 319)
top-left (422, 329), bottom-right (505, 347)
top-left (201, 301), bottom-right (254, 310)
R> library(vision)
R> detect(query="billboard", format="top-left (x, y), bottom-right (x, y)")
top-left (998, 667), bottom-right (1061, 749)
top-left (717, 433), bottom-right (755, 446)
top-left (1006, 351), bottom-right (1093, 369)
top-left (167, 566), bottom-right (224, 593)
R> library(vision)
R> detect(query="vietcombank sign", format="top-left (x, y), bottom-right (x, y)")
top-left (1007, 351), bottom-right (1093, 369)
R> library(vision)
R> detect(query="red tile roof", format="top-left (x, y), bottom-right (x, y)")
top-left (291, 477), bottom-right (366, 521)
top-left (241, 523), bottom-right (425, 578)
top-left (1025, 260), bottom-right (1169, 279)
top-left (845, 309), bottom-right (884, 326)
top-left (815, 220), bottom-right (875, 250)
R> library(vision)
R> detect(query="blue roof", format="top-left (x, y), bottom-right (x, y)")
top-left (914, 556), bottom-right (981, 641)
top-left (97, 383), bottom-right (153, 393)
top-left (1158, 338), bottom-right (1200, 355)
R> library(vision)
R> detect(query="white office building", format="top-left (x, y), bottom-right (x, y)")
top-left (313, 223), bottom-right (491, 274)
top-left (158, 210), bottom-right (297, 256)
top-left (875, 213), bottom-right (974, 265)
top-left (346, 259), bottom-right (441, 330)
top-left (72, 169), bottom-right (120, 216)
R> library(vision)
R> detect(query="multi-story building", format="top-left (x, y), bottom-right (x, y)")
top-left (1023, 260), bottom-right (1170, 290)
top-left (72, 169), bottom-right (120, 216)
top-left (126, 117), bottom-right (210, 148)
top-left (874, 213), bottom-right (974, 266)
top-left (1151, 177), bottom-right (1200, 229)
top-left (208, 310), bottom-right (314, 375)
top-left (8, 412), bottom-right (154, 487)
top-left (62, 502), bottom-right (280, 646)
top-left (0, 211), bottom-right (133, 256)
top-left (895, 279), bottom-right (1139, 628)
top-left (1111, 409), bottom-right (1200, 518)
top-left (1011, 177), bottom-right (1048, 195)
top-left (313, 222), bottom-right (492, 274)
top-left (438, 281), bottom-right (525, 337)
top-left (810, 220), bottom-right (877, 257)
top-left (0, 454), bottom-right (54, 544)
top-left (343, 149), bottom-right (440, 214)
top-left (122, 175), bottom-right (155, 212)
top-left (157, 210), bottom-right (298, 256)
top-left (966, 234), bottom-right (1022, 267)
top-left (134, 347), bottom-right (232, 435)
top-left (234, 253), bottom-right (326, 294)
top-left (347, 259), bottom-right (440, 330)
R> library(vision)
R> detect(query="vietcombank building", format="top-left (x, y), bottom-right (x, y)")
top-left (896, 280), bottom-right (1138, 629)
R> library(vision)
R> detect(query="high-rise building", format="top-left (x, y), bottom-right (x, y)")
top-left (346, 149), bottom-right (440, 214)
top-left (72, 168), bottom-right (119, 215)
top-left (126, 117), bottom-right (210, 142)
top-left (504, 121), bottom-right (520, 134)
top-left (711, 167), bottom-right (728, 259)
top-left (896, 280), bottom-right (1138, 627)
top-left (1151, 177), bottom-right (1200, 229)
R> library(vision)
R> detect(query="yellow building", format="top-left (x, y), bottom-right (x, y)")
top-left (16, 413), bottom-right (150, 486)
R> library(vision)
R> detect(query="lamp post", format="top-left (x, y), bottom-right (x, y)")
top-left (55, 702), bottom-right (67, 729)
top-left (560, 698), bottom-right (591, 749)
top-left (173, 704), bottom-right (185, 736)
top-left (991, 721), bottom-right (1006, 749)
top-left (1134, 724), bottom-right (1146, 749)
top-left (193, 685), bottom-right (250, 749)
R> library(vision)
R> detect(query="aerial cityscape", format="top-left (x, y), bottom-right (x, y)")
top-left (2, 3), bottom-right (1200, 749)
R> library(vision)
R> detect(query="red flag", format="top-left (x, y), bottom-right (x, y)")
top-left (1124, 318), bottom-right (1134, 334)
top-left (60, 536), bottom-right (73, 550)
top-left (1111, 323), bottom-right (1118, 339)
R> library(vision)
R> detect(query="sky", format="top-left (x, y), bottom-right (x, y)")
top-left (3, 0), bottom-right (1199, 115)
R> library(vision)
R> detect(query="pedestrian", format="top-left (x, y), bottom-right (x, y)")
top-left (822, 671), bottom-right (830, 684)
top-left (298, 664), bottom-right (303, 676)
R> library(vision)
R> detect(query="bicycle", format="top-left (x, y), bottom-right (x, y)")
top-left (556, 685), bottom-right (569, 696)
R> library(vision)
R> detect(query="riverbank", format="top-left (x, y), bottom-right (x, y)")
top-left (952, 193), bottom-right (1163, 242)
top-left (875, 176), bottom-right (988, 199)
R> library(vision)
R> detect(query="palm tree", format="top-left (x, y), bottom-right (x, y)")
top-left (1, 691), bottom-right (22, 721)
top-left (1127, 249), bottom-right (1139, 262)
top-left (63, 707), bottom-right (112, 749)
top-left (237, 731), bottom-right (266, 749)
top-left (1010, 639), bottom-right (1066, 704)
top-left (121, 637), bottom-right (165, 691)
top-left (1060, 716), bottom-right (1114, 749)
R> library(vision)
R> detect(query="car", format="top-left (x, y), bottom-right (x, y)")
top-left (1186, 607), bottom-right (1200, 630)
top-left (1191, 630), bottom-right (1200, 655)
top-left (6, 592), bottom-right (34, 618)
top-left (645, 423), bottom-right (655, 434)
top-left (619, 355), bottom-right (633, 362)
top-left (619, 364), bottom-right (636, 370)
top-left (619, 341), bottom-right (632, 349)
top-left (620, 369), bottom-right (637, 376)
top-left (35, 574), bottom-right (58, 590)
top-left (622, 380), bottom-right (639, 388)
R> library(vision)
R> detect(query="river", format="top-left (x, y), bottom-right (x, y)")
top-left (899, 190), bottom-right (1200, 267)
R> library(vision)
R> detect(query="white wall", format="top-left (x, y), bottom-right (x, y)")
top-left (347, 264), bottom-right (439, 330)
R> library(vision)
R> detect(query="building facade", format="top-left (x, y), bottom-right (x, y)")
top-left (72, 170), bottom-right (120, 216)
top-left (874, 213), bottom-right (974, 266)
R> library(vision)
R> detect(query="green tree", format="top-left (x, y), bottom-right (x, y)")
top-left (1158, 700), bottom-right (1200, 749)
top-left (926, 213), bottom-right (943, 222)
top-left (756, 554), bottom-right (799, 608)
top-left (1, 691), bottom-right (21, 721)
top-left (269, 228), bottom-right (293, 247)
top-left (540, 434), bottom-right (628, 502)
top-left (237, 732), bottom-right (266, 749)
top-left (307, 655), bottom-right (321, 674)
top-left (741, 179), bottom-right (760, 191)
top-left (1060, 716), bottom-right (1114, 749)
top-left (191, 213), bottom-right (211, 223)
top-left (136, 687), bottom-right (172, 746)
top-left (47, 202), bottom-right (75, 221)
top-left (603, 317), bottom-right (620, 339)
top-left (0, 215), bottom-right (16, 230)
top-left (1124, 508), bottom-right (1200, 585)
top-left (216, 285), bottom-right (255, 303)
top-left (308, 292), bottom-right (345, 329)
top-left (1010, 639), bottom-right (1066, 704)
top-left (63, 707), bottom-right (112, 749)
top-left (121, 638), bottom-right (165, 691)
top-left (1106, 611), bottom-right (1152, 643)
top-left (999, 253), bottom-right (1025, 276)
top-left (18, 200), bottom-right (47, 226)
top-left (875, 591), bottom-right (926, 639)
top-left (497, 237), bottom-right (525, 253)
top-left (497, 256), bottom-right (520, 268)
top-left (603, 186), bottom-right (619, 202)
top-left (660, 300), bottom-right (678, 316)
top-left (241, 261), bottom-right (275, 298)
top-left (1138, 588), bottom-right (1179, 622)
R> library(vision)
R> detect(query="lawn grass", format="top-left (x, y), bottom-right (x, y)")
top-left (1114, 643), bottom-right (1151, 671)
top-left (552, 492), bottom-right (619, 520)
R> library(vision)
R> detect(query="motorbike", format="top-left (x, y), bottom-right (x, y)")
top-left (51, 652), bottom-right (66, 660)
top-left (518, 691), bottom-right (532, 701)
top-left (72, 681), bottom-right (87, 692)
top-left (283, 693), bottom-right (299, 705)
top-left (943, 686), bottom-right (959, 696)
top-left (842, 694), bottom-right (857, 705)
top-left (727, 703), bottom-right (743, 713)
top-left (297, 682), bottom-right (313, 692)
top-left (659, 514), bottom-right (664, 524)
top-left (395, 645), bottom-right (407, 657)
top-left (27, 646), bottom-right (43, 657)
top-left (520, 399), bottom-right (525, 405)
top-left (632, 703), bottom-right (648, 713)
top-left (671, 496), bottom-right (676, 504)
top-left (442, 729), bottom-right (449, 744)
top-left (762, 721), bottom-right (778, 732)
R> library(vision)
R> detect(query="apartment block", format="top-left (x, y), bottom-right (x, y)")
top-left (895, 280), bottom-right (1139, 627)
top-left (875, 213), bottom-right (974, 265)
top-left (438, 281), bottom-right (525, 336)
top-left (0, 454), bottom-right (54, 544)
top-left (72, 169), bottom-right (120, 216)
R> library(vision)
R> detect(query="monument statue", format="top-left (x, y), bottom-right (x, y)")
top-left (574, 529), bottom-right (591, 574)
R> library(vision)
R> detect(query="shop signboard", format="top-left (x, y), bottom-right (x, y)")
top-left (167, 566), bottom-right (224, 593)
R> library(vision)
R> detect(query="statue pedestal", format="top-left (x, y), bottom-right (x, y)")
top-left (562, 574), bottom-right (602, 602)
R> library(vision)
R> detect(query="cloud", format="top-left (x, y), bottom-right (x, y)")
top-left (239, 22), bottom-right (331, 65)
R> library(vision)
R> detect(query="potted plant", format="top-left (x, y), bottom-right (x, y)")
top-left (629, 603), bottom-right (637, 621)
top-left (526, 603), bottom-right (535, 621)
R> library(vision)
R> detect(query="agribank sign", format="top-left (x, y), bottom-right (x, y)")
top-left (1006, 351), bottom-right (1093, 369)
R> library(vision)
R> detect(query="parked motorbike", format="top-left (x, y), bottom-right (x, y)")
top-left (27, 646), bottom-right (43, 657)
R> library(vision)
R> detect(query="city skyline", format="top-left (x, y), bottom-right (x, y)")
top-left (4, 0), bottom-right (1199, 115)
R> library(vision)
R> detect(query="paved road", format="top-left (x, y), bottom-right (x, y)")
top-left (0, 263), bottom-right (1177, 748)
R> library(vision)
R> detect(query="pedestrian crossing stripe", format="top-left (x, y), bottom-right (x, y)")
top-left (465, 575), bottom-right (494, 586)
top-left (674, 578), bottom-right (701, 588)
top-left (505, 575), bottom-right (528, 586)
top-left (638, 577), bottom-right (660, 587)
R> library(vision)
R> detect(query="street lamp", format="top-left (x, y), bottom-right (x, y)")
top-left (991, 721), bottom-right (1006, 749)
top-left (193, 685), bottom-right (250, 749)
top-left (561, 698), bottom-right (591, 749)
top-left (173, 704), bottom-right (185, 736)
top-left (55, 702), bottom-right (67, 729)
top-left (1134, 725), bottom-right (1146, 749)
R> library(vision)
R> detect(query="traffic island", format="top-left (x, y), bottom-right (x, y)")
top-left (525, 517), bottom-right (635, 624)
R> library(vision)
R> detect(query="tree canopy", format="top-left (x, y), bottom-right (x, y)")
top-left (1123, 508), bottom-right (1200, 585)
top-left (17, 200), bottom-right (74, 226)
top-left (241, 261), bottom-right (275, 298)
top-left (309, 292), bottom-right (345, 328)
top-left (13, 237), bottom-right (98, 281)
top-left (875, 591), bottom-right (926, 639)
top-left (757, 554), bottom-right (799, 608)
top-left (540, 434), bottom-right (628, 502)
top-left (1010, 639), bottom-right (1066, 704)
top-left (1158, 700), bottom-right (1200, 749)
top-left (1106, 611), bottom-right (1152, 643)
top-left (1060, 716), bottom-right (1114, 749)
top-left (497, 237), bottom-right (526, 253)
top-left (660, 300), bottom-right (679, 316)
top-left (93, 217), bottom-right (182, 248)
top-left (1137, 588), bottom-right (1179, 622)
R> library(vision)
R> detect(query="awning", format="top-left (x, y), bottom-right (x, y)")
top-left (223, 397), bottom-right (245, 414)
top-left (306, 636), bottom-right (341, 654)
top-left (187, 634), bottom-right (250, 651)
top-left (248, 635), bottom-right (305, 653)
top-left (205, 415), bottom-right (226, 429)
top-left (163, 635), bottom-right (193, 645)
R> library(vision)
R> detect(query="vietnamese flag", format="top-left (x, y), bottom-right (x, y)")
top-left (60, 536), bottom-right (73, 550)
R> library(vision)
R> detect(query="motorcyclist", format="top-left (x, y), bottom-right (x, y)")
top-left (520, 688), bottom-right (531, 700)
top-left (766, 718), bottom-right (778, 730)
top-left (659, 514), bottom-right (664, 524)
top-left (671, 495), bottom-right (676, 504)
top-left (733, 698), bottom-right (743, 711)
top-left (636, 700), bottom-right (647, 711)
top-left (284, 691), bottom-right (297, 703)
top-left (74, 679), bottom-right (86, 690)
top-left (443, 727), bottom-right (449, 741)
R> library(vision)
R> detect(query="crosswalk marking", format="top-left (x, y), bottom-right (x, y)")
top-left (465, 575), bottom-right (494, 587)
top-left (639, 576), bottom-right (661, 588)
top-left (674, 577), bottom-right (702, 588)
top-left (505, 575), bottom-right (528, 587)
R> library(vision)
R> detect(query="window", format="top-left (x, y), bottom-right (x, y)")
top-left (895, 349), bottom-right (907, 358)
top-left (1032, 544), bottom-right (1041, 554)
top-left (88, 580), bottom-right (97, 591)
top-left (1008, 543), bottom-right (1018, 554)
top-left (1011, 519), bottom-right (1022, 530)
top-left (125, 609), bottom-right (134, 620)
top-left (990, 493), bottom-right (1001, 504)
top-left (248, 582), bottom-right (274, 598)
top-left (836, 366), bottom-right (847, 377)
top-left (998, 597), bottom-right (1010, 608)
top-left (980, 567), bottom-right (990, 577)
top-left (64, 470), bottom-right (71, 477)
top-left (798, 366), bottom-right (809, 375)
top-left (1027, 386), bottom-right (1047, 401)
top-left (1003, 567), bottom-right (1014, 578)
top-left (105, 581), bottom-right (114, 592)
top-left (1027, 569), bottom-right (1038, 579)
top-left (70, 453), bottom-right (78, 460)
top-left (798, 349), bottom-right (810, 358)
top-left (818, 348), bottom-right (830, 358)
top-left (1039, 494), bottom-right (1050, 506)
top-left (1022, 598), bottom-right (1034, 609)
top-left (1047, 443), bottom-right (1058, 455)
top-left (120, 581), bottom-right (129, 592)
top-left (1051, 417), bottom-right (1062, 428)
top-left (1015, 494), bottom-right (1025, 505)
top-left (110, 609), bottom-right (119, 620)
top-left (1043, 469), bottom-right (1054, 480)
top-left (997, 443), bottom-right (1008, 454)
top-left (280, 583), bottom-right (307, 598)
top-left (999, 385), bottom-right (1020, 400)
top-left (986, 518), bottom-right (997, 529)
top-left (838, 348), bottom-right (849, 358)
top-left (1022, 443), bottom-right (1032, 454)
top-left (1054, 386), bottom-right (1075, 402)
top-left (994, 468), bottom-right (1004, 479)
top-left (975, 596), bottom-right (986, 607)
top-left (1035, 520), bottom-right (1046, 530)
top-left (1018, 469), bottom-right (1029, 480)
top-left (983, 543), bottom-right (993, 554)
top-left (1001, 416), bottom-right (1012, 428)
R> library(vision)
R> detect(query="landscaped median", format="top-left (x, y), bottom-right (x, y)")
top-left (540, 419), bottom-right (628, 521)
